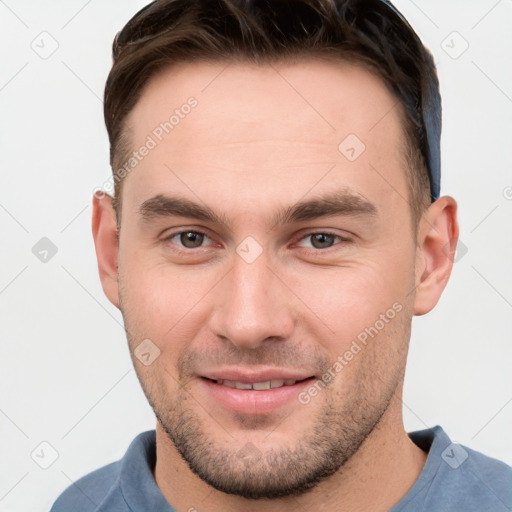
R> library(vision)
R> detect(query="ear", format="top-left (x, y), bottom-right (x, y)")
top-left (413, 196), bottom-right (459, 316)
top-left (91, 193), bottom-right (120, 309)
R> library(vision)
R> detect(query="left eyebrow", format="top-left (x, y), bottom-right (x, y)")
top-left (274, 191), bottom-right (378, 225)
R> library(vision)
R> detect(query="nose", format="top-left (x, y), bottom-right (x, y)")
top-left (209, 248), bottom-right (295, 350)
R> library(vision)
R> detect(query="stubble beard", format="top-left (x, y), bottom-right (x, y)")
top-left (140, 354), bottom-right (402, 500)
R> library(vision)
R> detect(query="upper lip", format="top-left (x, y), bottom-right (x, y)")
top-left (200, 367), bottom-right (315, 383)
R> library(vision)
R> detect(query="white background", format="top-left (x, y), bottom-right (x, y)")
top-left (1, 1), bottom-right (511, 511)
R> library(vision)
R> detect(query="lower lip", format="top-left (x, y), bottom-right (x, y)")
top-left (200, 378), bottom-right (314, 415)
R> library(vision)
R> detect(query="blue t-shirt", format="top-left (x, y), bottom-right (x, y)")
top-left (50, 425), bottom-right (512, 511)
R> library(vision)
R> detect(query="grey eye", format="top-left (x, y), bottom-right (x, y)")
top-left (309, 233), bottom-right (337, 249)
top-left (179, 231), bottom-right (205, 248)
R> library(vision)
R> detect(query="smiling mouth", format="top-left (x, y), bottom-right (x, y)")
top-left (201, 377), bottom-right (314, 390)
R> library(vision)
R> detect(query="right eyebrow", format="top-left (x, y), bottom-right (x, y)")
top-left (138, 194), bottom-right (230, 227)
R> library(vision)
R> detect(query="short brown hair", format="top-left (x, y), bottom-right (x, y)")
top-left (104, 0), bottom-right (438, 229)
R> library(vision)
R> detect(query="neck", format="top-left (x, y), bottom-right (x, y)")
top-left (154, 394), bottom-right (427, 512)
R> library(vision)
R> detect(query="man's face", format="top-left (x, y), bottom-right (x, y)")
top-left (116, 59), bottom-right (420, 498)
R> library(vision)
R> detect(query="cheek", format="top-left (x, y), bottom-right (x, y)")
top-left (284, 254), bottom-right (414, 351)
top-left (119, 256), bottom-right (217, 343)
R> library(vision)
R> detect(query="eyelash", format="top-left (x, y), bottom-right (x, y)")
top-left (162, 229), bottom-right (351, 253)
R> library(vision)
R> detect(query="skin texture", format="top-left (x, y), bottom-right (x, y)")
top-left (92, 59), bottom-right (458, 511)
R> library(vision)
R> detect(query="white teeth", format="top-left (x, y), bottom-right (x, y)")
top-left (234, 381), bottom-right (252, 390)
top-left (252, 381), bottom-right (271, 390)
top-left (215, 379), bottom-right (297, 390)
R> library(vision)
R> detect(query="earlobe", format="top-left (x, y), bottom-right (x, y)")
top-left (91, 193), bottom-right (120, 309)
top-left (413, 196), bottom-right (459, 316)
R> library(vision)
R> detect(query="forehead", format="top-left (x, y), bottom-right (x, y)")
top-left (121, 58), bottom-right (409, 224)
